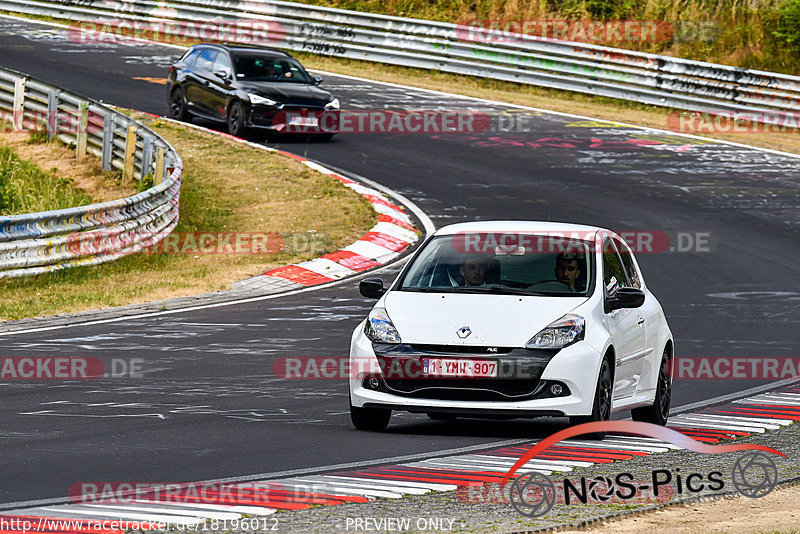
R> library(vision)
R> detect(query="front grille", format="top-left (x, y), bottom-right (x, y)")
top-left (409, 344), bottom-right (514, 355)
top-left (382, 378), bottom-right (542, 401)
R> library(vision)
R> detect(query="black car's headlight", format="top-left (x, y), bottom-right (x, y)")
top-left (525, 314), bottom-right (584, 349)
top-left (364, 307), bottom-right (401, 344)
top-left (248, 93), bottom-right (279, 107)
top-left (324, 98), bottom-right (340, 110)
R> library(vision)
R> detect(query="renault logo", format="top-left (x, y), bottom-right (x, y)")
top-left (456, 326), bottom-right (472, 339)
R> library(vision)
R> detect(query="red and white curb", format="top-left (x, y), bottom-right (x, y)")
top-left (145, 117), bottom-right (422, 292)
top-left (3, 385), bottom-right (798, 532)
top-left (235, 160), bottom-right (419, 291)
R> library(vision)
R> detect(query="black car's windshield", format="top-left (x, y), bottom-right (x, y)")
top-left (232, 55), bottom-right (313, 83)
top-left (399, 233), bottom-right (595, 296)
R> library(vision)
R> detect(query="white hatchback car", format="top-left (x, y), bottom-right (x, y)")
top-left (349, 221), bottom-right (674, 437)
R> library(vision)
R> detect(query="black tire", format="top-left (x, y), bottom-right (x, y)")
top-left (570, 356), bottom-right (613, 440)
top-left (427, 412), bottom-right (456, 421)
top-left (350, 403), bottom-right (391, 431)
top-left (169, 87), bottom-right (187, 121)
top-left (227, 100), bottom-right (246, 137)
top-left (632, 348), bottom-right (672, 426)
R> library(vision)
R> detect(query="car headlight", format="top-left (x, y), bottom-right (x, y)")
top-left (325, 97), bottom-right (340, 110)
top-left (525, 314), bottom-right (584, 349)
top-left (364, 307), bottom-right (401, 344)
top-left (248, 93), bottom-right (278, 106)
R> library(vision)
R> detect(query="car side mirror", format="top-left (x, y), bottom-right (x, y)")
top-left (605, 287), bottom-right (645, 312)
top-left (312, 75), bottom-right (323, 85)
top-left (214, 70), bottom-right (231, 82)
top-left (359, 277), bottom-right (385, 299)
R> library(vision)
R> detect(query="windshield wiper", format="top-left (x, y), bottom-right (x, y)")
top-left (459, 285), bottom-right (541, 296)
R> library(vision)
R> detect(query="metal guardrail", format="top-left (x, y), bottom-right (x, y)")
top-left (1, 0), bottom-right (800, 119)
top-left (0, 66), bottom-right (182, 278)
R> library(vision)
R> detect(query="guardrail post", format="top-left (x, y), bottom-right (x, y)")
top-left (76, 101), bottom-right (89, 157)
top-left (124, 122), bottom-right (136, 179)
top-left (46, 89), bottom-right (60, 140)
top-left (154, 146), bottom-right (165, 185)
top-left (101, 113), bottom-right (114, 171)
top-left (12, 77), bottom-right (26, 131)
top-left (141, 135), bottom-right (154, 179)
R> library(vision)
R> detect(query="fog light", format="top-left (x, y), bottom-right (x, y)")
top-left (550, 383), bottom-right (563, 396)
top-left (367, 377), bottom-right (380, 390)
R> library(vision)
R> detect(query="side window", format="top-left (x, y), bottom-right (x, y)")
top-left (602, 238), bottom-right (626, 297)
top-left (212, 53), bottom-right (232, 77)
top-left (194, 49), bottom-right (219, 72)
top-left (614, 238), bottom-right (642, 289)
top-left (181, 49), bottom-right (202, 65)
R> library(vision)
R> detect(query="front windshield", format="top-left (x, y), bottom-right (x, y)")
top-left (399, 233), bottom-right (594, 296)
top-left (232, 55), bottom-right (313, 83)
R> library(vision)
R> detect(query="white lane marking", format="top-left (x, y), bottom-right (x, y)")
top-left (599, 438), bottom-right (680, 450)
top-left (371, 221), bottom-right (418, 243)
top-left (296, 258), bottom-right (358, 279)
top-left (691, 413), bottom-right (794, 426)
top-left (403, 459), bottom-right (551, 476)
top-left (559, 440), bottom-right (667, 453)
top-left (272, 481), bottom-right (400, 499)
top-left (323, 475), bottom-right (455, 491)
top-left (370, 202), bottom-right (413, 221)
top-left (600, 437), bottom-right (680, 449)
top-left (342, 239), bottom-right (401, 259)
top-left (470, 454), bottom-right (579, 471)
top-left (285, 476), bottom-right (428, 495)
top-left (673, 414), bottom-right (779, 430)
top-left (129, 501), bottom-right (277, 515)
top-left (410, 457), bottom-right (573, 473)
top-left (476, 454), bottom-right (594, 468)
top-left (666, 420), bottom-right (766, 433)
top-left (735, 398), bottom-right (800, 407)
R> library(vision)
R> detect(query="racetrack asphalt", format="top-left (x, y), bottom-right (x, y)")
top-left (0, 18), bottom-right (799, 506)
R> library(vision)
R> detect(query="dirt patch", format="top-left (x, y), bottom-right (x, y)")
top-left (559, 485), bottom-right (800, 534)
top-left (0, 131), bottom-right (137, 202)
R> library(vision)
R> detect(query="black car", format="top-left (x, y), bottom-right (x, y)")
top-left (167, 43), bottom-right (340, 138)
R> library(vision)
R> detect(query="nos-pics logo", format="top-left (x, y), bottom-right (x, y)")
top-left (502, 421), bottom-right (782, 518)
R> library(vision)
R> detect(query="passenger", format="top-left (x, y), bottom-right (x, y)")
top-left (554, 253), bottom-right (582, 291)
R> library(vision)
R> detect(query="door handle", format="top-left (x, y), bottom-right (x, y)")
top-left (637, 316), bottom-right (645, 325)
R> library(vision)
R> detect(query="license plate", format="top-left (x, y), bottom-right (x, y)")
top-left (288, 116), bottom-right (319, 127)
top-left (422, 358), bottom-right (498, 377)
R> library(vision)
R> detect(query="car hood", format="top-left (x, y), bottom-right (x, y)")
top-left (238, 82), bottom-right (333, 106)
top-left (383, 291), bottom-right (587, 347)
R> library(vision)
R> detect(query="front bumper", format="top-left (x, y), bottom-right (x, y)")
top-left (248, 106), bottom-right (339, 135)
top-left (349, 326), bottom-right (603, 417)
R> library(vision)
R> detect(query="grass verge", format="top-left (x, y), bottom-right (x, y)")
top-left (0, 114), bottom-right (377, 320)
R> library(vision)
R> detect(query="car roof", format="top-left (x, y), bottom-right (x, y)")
top-left (191, 43), bottom-right (292, 58)
top-left (433, 220), bottom-right (607, 238)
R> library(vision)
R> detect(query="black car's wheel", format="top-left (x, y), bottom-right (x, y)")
top-left (169, 87), bottom-right (187, 121)
top-left (632, 348), bottom-right (672, 426)
top-left (227, 101), bottom-right (246, 137)
top-left (350, 403), bottom-right (391, 431)
top-left (569, 356), bottom-right (613, 440)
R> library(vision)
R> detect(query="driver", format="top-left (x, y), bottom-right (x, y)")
top-left (460, 256), bottom-right (489, 286)
top-left (554, 253), bottom-right (582, 291)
